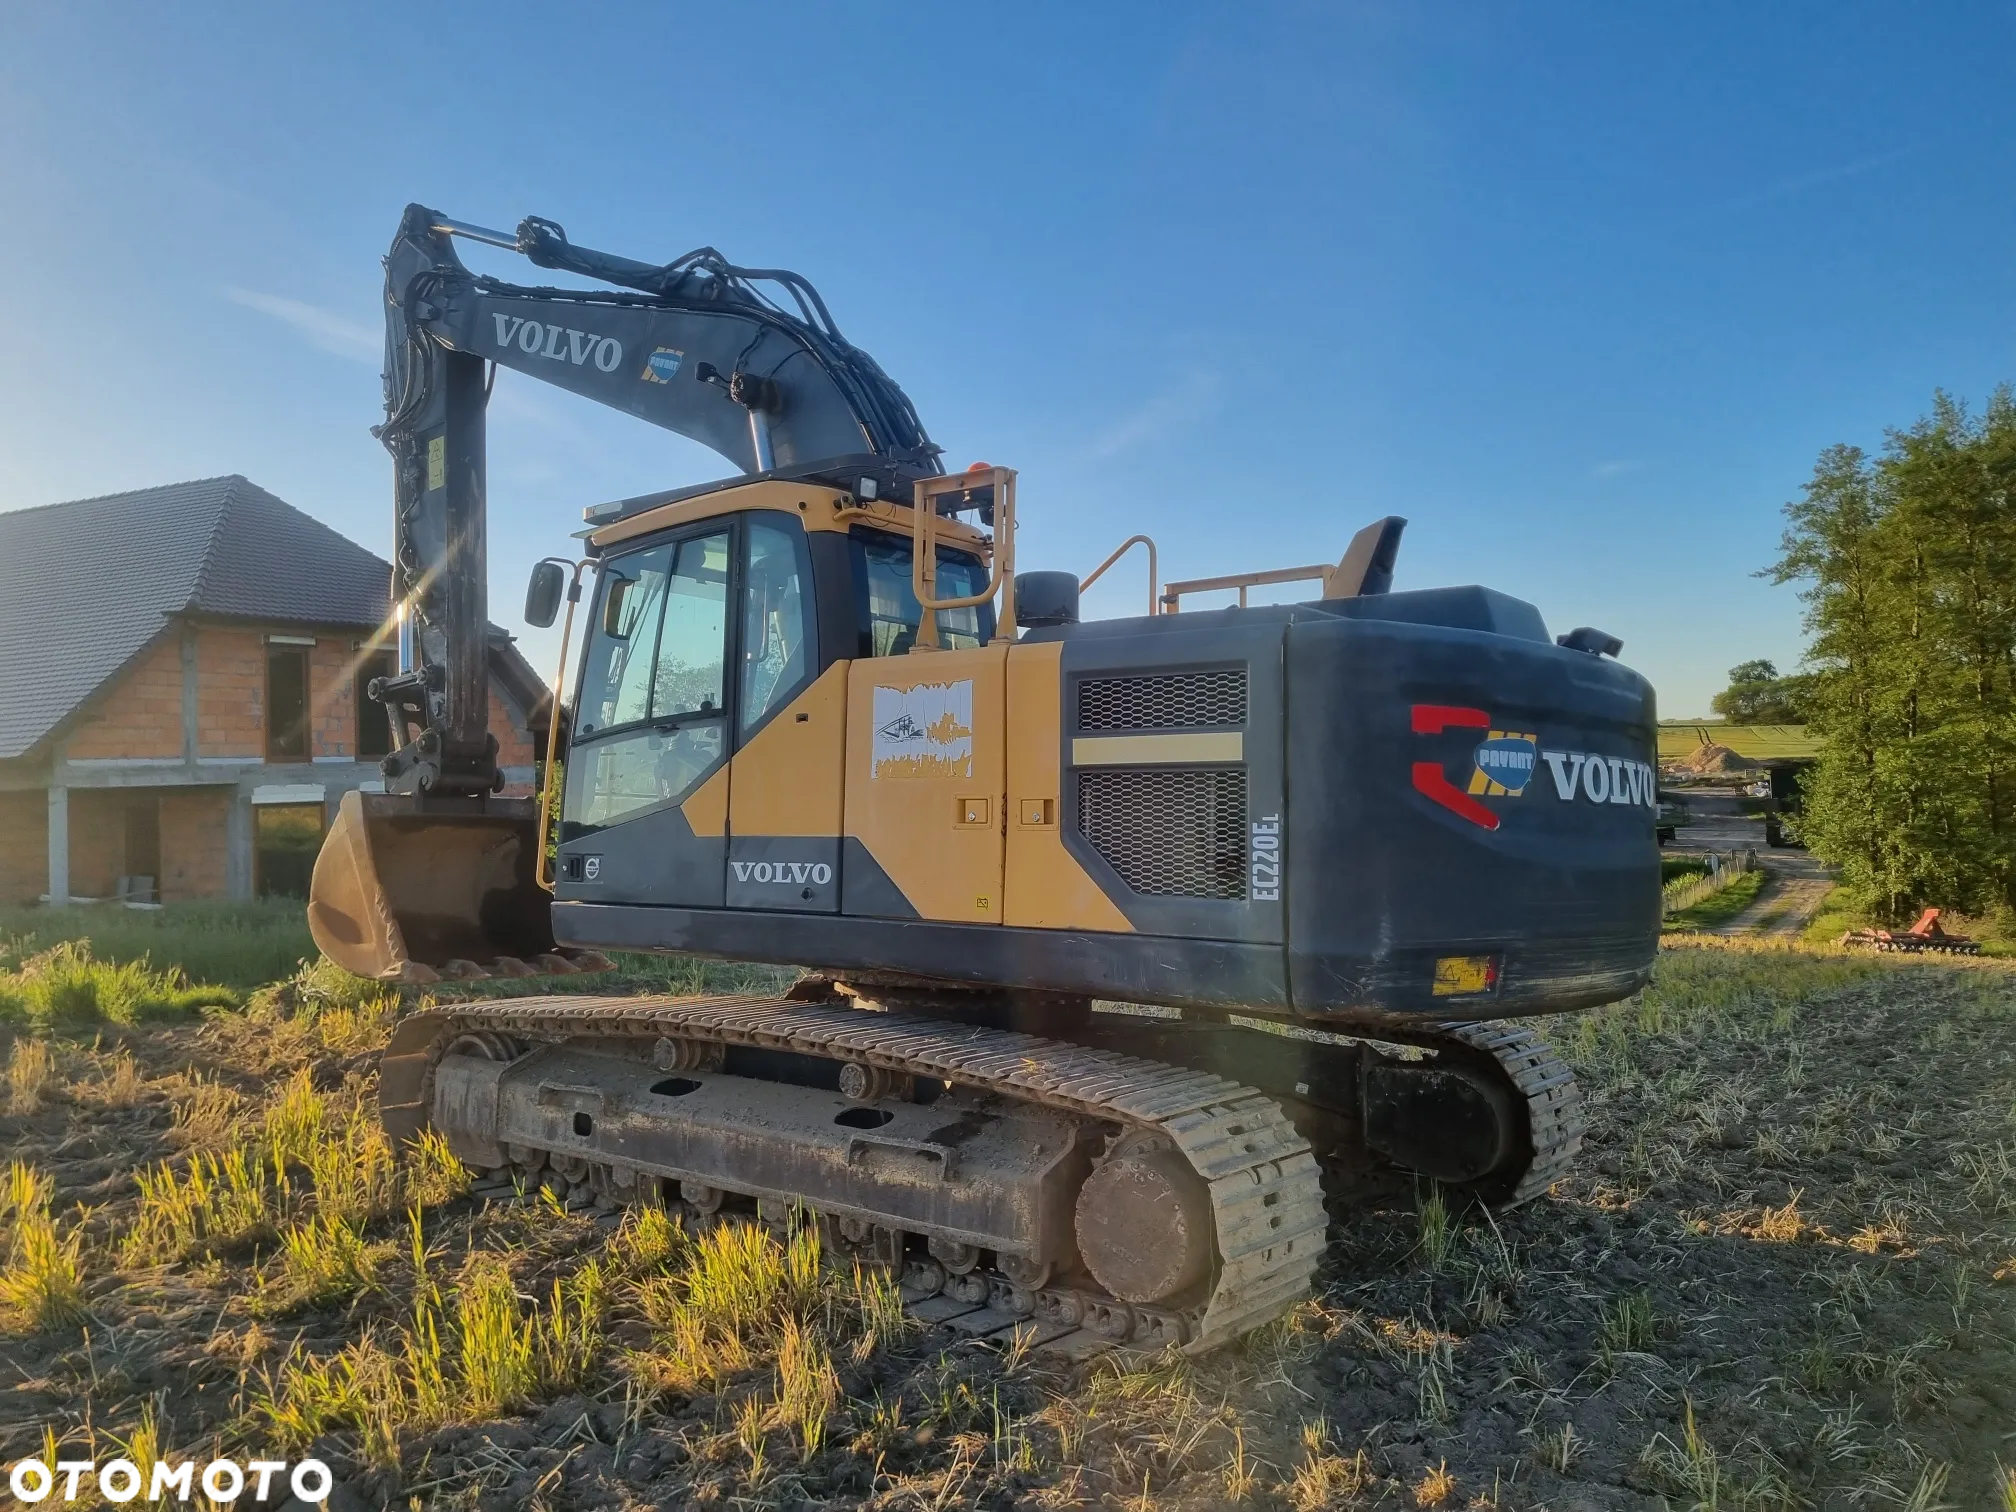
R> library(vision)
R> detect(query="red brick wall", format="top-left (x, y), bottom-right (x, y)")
top-left (0, 792), bottom-right (47, 905)
top-left (54, 617), bottom-right (530, 777)
top-left (195, 626), bottom-right (266, 758)
top-left (66, 637), bottom-right (184, 759)
top-left (200, 627), bottom-right (375, 760)
top-left (0, 788), bottom-right (227, 904)
top-left (310, 639), bottom-right (359, 759)
top-left (491, 686), bottom-right (539, 795)
top-left (67, 790), bottom-right (130, 900)
top-left (160, 790), bottom-right (230, 901)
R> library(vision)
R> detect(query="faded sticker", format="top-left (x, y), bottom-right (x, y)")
top-left (872, 680), bottom-right (974, 779)
top-left (642, 347), bottom-right (685, 384)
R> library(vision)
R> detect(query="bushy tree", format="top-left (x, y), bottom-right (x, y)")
top-left (1710, 659), bottom-right (1814, 724)
top-left (1771, 389), bottom-right (2016, 919)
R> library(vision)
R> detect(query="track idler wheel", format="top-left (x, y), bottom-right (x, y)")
top-left (1073, 1137), bottom-right (1214, 1305)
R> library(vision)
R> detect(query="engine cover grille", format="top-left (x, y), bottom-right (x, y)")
top-left (1077, 767), bottom-right (1247, 899)
top-left (1078, 670), bottom-right (1247, 732)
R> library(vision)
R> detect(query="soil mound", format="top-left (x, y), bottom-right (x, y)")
top-left (1677, 740), bottom-right (1762, 774)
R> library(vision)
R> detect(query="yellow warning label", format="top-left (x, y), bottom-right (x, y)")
top-left (1432, 955), bottom-right (1496, 996)
top-left (426, 435), bottom-right (446, 492)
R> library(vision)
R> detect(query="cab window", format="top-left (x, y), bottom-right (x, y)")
top-left (578, 544), bottom-right (674, 734)
top-left (652, 534), bottom-right (730, 718)
top-left (740, 517), bottom-right (811, 734)
top-left (565, 530), bottom-right (729, 834)
top-left (854, 532), bottom-right (993, 656)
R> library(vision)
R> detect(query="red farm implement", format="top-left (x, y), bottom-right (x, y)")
top-left (1841, 908), bottom-right (1981, 955)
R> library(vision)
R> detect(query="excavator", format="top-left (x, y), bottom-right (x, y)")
top-left (307, 203), bottom-right (1661, 1356)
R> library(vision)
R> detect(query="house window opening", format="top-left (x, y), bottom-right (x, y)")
top-left (121, 796), bottom-right (160, 904)
top-left (267, 646), bottom-right (310, 762)
top-left (255, 803), bottom-right (324, 899)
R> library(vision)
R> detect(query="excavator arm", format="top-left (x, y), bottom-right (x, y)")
top-left (374, 202), bottom-right (939, 796)
top-left (310, 205), bottom-right (940, 980)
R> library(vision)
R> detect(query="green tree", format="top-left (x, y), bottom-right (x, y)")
top-left (1709, 659), bottom-right (1814, 724)
top-left (1771, 388), bottom-right (2016, 919)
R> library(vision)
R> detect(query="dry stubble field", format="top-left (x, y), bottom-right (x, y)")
top-left (0, 937), bottom-right (2012, 1510)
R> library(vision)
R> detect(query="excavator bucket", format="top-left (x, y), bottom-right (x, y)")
top-left (309, 791), bottom-right (604, 983)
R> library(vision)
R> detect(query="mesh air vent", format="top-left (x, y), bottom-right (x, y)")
top-left (1077, 768), bottom-right (1247, 899)
top-left (1078, 670), bottom-right (1247, 732)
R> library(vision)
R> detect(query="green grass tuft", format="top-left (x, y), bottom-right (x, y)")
top-left (0, 1159), bottom-right (87, 1331)
top-left (5, 1038), bottom-right (55, 1114)
top-left (255, 1249), bottom-right (609, 1466)
top-left (1661, 856), bottom-right (1712, 884)
top-left (0, 939), bottom-right (239, 1028)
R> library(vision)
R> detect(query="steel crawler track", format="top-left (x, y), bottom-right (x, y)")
top-left (1397, 1019), bottom-right (1585, 1208)
top-left (381, 995), bottom-right (1331, 1356)
top-left (381, 998), bottom-right (1584, 1356)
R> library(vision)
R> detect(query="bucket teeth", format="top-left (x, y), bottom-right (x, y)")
top-left (371, 952), bottom-right (610, 987)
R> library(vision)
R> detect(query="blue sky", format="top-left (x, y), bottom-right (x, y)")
top-left (2, 2), bottom-right (2010, 716)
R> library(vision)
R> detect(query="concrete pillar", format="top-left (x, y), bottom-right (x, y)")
top-left (225, 789), bottom-right (254, 901)
top-left (180, 619), bottom-right (200, 762)
top-left (45, 785), bottom-right (69, 906)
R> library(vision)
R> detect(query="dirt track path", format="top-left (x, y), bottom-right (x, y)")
top-left (1717, 853), bottom-right (1834, 937)
top-left (1666, 786), bottom-right (1834, 937)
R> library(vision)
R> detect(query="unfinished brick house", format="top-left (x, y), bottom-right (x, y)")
top-left (0, 476), bottom-right (548, 905)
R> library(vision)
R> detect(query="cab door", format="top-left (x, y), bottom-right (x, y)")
top-left (555, 527), bottom-right (734, 907)
top-left (724, 513), bottom-right (846, 912)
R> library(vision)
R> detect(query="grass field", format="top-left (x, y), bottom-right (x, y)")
top-left (1656, 724), bottom-right (1820, 762)
top-left (0, 900), bottom-right (315, 991)
top-left (2, 915), bottom-right (2014, 1507)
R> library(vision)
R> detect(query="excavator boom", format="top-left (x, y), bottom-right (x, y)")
top-left (311, 206), bottom-right (941, 979)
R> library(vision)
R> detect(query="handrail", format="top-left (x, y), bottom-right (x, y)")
top-left (910, 466), bottom-right (1017, 650)
top-left (1161, 562), bottom-right (1335, 614)
top-left (1080, 534), bottom-right (1159, 617)
top-left (535, 557), bottom-right (600, 891)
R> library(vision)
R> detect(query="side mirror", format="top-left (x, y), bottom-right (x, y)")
top-left (602, 576), bottom-right (633, 638)
top-left (524, 561), bottom-right (566, 628)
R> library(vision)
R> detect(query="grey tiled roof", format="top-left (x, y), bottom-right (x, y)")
top-left (0, 476), bottom-right (542, 761)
